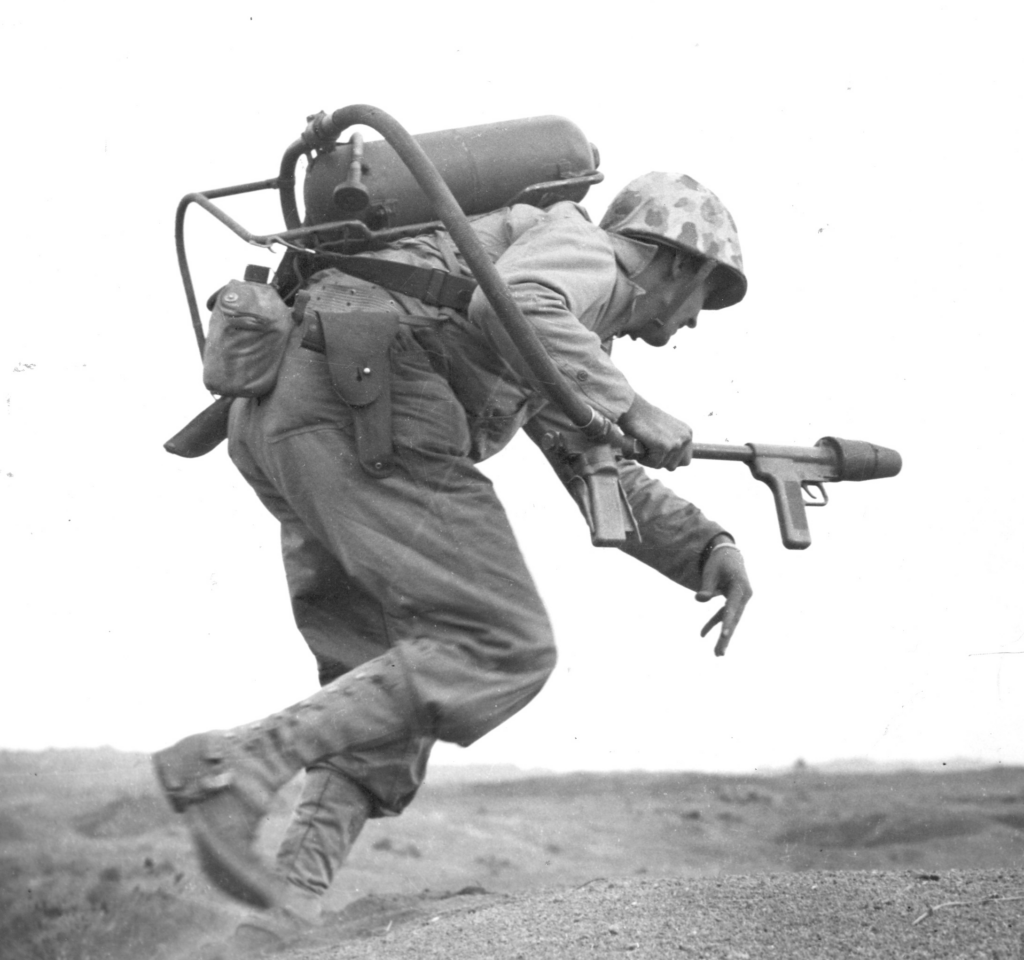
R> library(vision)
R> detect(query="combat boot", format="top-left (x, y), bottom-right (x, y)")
top-left (154, 652), bottom-right (418, 908)
top-left (153, 730), bottom-right (292, 908)
top-left (275, 764), bottom-right (371, 899)
top-left (198, 769), bottom-right (370, 957)
top-left (203, 903), bottom-right (319, 959)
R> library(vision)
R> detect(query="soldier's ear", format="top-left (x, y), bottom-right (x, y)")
top-left (671, 248), bottom-right (708, 281)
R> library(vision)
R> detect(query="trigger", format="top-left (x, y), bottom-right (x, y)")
top-left (802, 481), bottom-right (829, 507)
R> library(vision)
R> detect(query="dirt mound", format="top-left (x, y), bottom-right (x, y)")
top-left (72, 794), bottom-right (176, 838)
top-left (317, 886), bottom-right (494, 940)
top-left (280, 870), bottom-right (1024, 960)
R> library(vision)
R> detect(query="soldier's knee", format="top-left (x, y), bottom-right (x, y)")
top-left (497, 615), bottom-right (557, 680)
top-left (533, 632), bottom-right (558, 680)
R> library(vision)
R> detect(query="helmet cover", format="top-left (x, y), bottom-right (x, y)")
top-left (600, 172), bottom-right (747, 309)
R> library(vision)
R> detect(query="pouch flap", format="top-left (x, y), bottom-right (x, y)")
top-left (202, 279), bottom-right (293, 398)
top-left (320, 309), bottom-right (400, 407)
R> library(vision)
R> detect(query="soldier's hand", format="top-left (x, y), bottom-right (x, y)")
top-left (618, 394), bottom-right (693, 470)
top-left (695, 540), bottom-right (752, 656)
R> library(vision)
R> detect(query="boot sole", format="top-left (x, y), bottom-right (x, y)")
top-left (186, 804), bottom-right (282, 909)
top-left (153, 742), bottom-right (282, 910)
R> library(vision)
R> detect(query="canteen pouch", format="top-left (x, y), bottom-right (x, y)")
top-left (202, 279), bottom-right (294, 397)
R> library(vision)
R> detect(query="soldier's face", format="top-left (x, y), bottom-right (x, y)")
top-left (630, 249), bottom-right (713, 347)
top-left (634, 283), bottom-right (706, 346)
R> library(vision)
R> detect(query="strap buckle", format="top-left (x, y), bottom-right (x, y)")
top-left (422, 268), bottom-right (447, 307)
top-left (421, 268), bottom-right (474, 311)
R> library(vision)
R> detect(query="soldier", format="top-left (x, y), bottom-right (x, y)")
top-left (155, 172), bottom-right (753, 953)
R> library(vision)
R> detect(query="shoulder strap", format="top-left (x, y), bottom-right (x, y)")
top-left (326, 255), bottom-right (477, 313)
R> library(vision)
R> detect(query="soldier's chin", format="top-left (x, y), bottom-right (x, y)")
top-left (639, 325), bottom-right (673, 347)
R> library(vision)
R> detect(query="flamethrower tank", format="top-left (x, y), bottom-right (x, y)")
top-left (301, 115), bottom-right (601, 230)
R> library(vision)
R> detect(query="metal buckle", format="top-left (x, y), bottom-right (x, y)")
top-left (423, 269), bottom-right (447, 307)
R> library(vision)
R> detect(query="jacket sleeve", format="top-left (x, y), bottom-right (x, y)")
top-left (613, 458), bottom-right (729, 592)
top-left (466, 203), bottom-right (636, 422)
top-left (522, 406), bottom-right (729, 593)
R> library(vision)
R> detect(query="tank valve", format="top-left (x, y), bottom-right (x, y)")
top-left (332, 133), bottom-right (371, 215)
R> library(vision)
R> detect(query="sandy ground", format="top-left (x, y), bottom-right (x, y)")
top-left (269, 869), bottom-right (1024, 960)
top-left (4, 752), bottom-right (1024, 959)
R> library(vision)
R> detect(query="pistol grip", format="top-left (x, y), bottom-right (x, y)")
top-left (750, 457), bottom-right (812, 550)
top-left (577, 445), bottom-right (638, 548)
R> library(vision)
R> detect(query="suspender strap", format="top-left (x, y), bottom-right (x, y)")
top-left (327, 255), bottom-right (477, 312)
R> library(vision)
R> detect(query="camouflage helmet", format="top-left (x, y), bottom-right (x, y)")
top-left (600, 172), bottom-right (747, 310)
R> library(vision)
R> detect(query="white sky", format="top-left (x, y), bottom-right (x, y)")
top-left (1, 2), bottom-right (1021, 773)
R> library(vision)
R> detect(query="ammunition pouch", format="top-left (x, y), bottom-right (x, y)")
top-left (296, 278), bottom-right (402, 479)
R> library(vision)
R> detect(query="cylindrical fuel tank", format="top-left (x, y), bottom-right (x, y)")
top-left (302, 115), bottom-right (600, 229)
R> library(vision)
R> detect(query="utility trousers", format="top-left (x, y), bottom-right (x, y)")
top-left (227, 294), bottom-right (558, 816)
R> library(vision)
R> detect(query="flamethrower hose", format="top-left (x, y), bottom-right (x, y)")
top-left (276, 109), bottom-right (896, 479)
top-left (187, 115), bottom-right (901, 480)
top-left (278, 104), bottom-right (617, 443)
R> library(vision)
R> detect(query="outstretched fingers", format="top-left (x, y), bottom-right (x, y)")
top-left (694, 541), bottom-right (752, 656)
top-left (700, 606), bottom-right (724, 639)
top-left (700, 584), bottom-right (751, 657)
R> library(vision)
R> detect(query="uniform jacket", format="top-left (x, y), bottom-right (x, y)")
top-left (362, 201), bottom-right (729, 592)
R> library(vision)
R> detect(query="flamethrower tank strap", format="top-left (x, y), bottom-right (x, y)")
top-left (327, 255), bottom-right (477, 312)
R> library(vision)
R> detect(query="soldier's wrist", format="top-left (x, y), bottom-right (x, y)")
top-left (700, 533), bottom-right (736, 572)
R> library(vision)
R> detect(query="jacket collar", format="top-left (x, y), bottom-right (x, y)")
top-left (608, 232), bottom-right (659, 279)
top-left (601, 232), bottom-right (659, 336)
